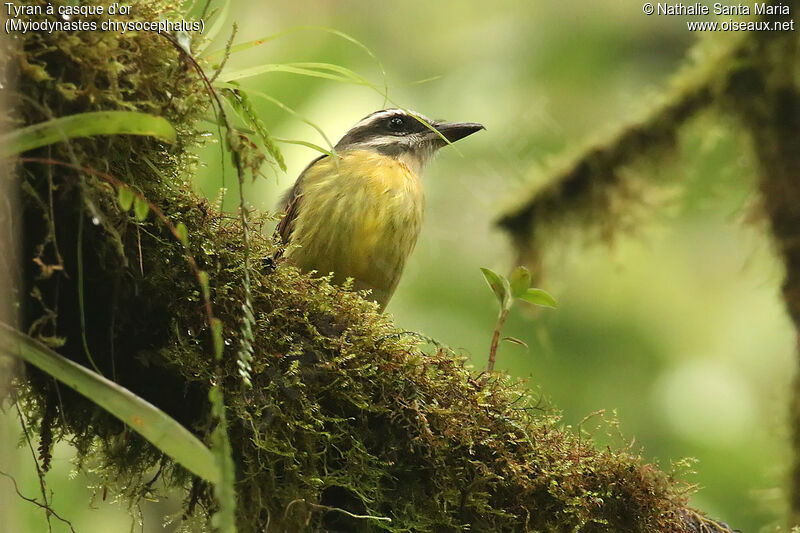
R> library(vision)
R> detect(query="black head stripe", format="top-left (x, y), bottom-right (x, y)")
top-left (335, 109), bottom-right (433, 149)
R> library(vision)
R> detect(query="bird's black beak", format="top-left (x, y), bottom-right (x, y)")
top-left (429, 121), bottom-right (485, 145)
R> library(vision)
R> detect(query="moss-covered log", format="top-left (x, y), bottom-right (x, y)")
top-left (2, 1), bottom-right (739, 531)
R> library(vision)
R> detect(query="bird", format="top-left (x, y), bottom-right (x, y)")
top-left (276, 108), bottom-right (484, 310)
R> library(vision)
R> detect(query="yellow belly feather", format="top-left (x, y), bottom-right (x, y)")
top-left (286, 150), bottom-right (425, 308)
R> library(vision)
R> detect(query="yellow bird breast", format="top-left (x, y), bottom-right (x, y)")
top-left (286, 150), bottom-right (425, 308)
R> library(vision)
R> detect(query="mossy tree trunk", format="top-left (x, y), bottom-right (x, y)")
top-left (2, 1), bottom-right (741, 531)
top-left (725, 11), bottom-right (800, 523)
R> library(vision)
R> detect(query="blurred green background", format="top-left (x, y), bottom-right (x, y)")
top-left (3, 1), bottom-right (795, 531)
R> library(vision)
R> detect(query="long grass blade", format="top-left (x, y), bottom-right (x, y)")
top-left (203, 25), bottom-right (389, 104)
top-left (0, 111), bottom-right (176, 158)
top-left (215, 82), bottom-right (334, 150)
top-left (194, 0), bottom-right (232, 56)
top-left (273, 138), bottom-right (336, 158)
top-left (0, 322), bottom-right (221, 484)
top-left (217, 63), bottom-right (359, 84)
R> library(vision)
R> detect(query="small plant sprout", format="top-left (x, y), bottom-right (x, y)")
top-left (480, 266), bottom-right (557, 373)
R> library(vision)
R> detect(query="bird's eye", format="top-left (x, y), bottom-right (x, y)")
top-left (387, 116), bottom-right (405, 131)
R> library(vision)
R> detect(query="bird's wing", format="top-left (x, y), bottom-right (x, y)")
top-left (276, 154), bottom-right (327, 244)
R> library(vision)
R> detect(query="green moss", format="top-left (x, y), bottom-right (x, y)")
top-left (5, 1), bottom-right (738, 531)
top-left (495, 33), bottom-right (748, 267)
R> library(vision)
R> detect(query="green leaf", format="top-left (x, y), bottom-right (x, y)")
top-left (217, 63), bottom-right (374, 89)
top-left (0, 111), bottom-right (176, 158)
top-left (208, 384), bottom-right (237, 533)
top-left (273, 138), bottom-right (336, 158)
top-left (0, 322), bottom-right (220, 484)
top-left (211, 317), bottom-right (224, 360)
top-left (480, 267), bottom-right (511, 309)
top-left (502, 336), bottom-right (529, 349)
top-left (203, 26), bottom-right (383, 69)
top-left (195, 0), bottom-right (232, 56)
top-left (519, 288), bottom-right (557, 308)
top-left (509, 266), bottom-right (531, 298)
top-left (117, 186), bottom-right (134, 211)
top-left (38, 335), bottom-right (67, 348)
top-left (221, 86), bottom-right (286, 171)
top-left (198, 270), bottom-right (210, 300)
top-left (176, 222), bottom-right (189, 247)
top-left (133, 196), bottom-right (149, 221)
top-left (216, 83), bottom-right (335, 151)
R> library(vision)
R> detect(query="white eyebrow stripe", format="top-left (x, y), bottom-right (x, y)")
top-left (351, 109), bottom-right (407, 130)
top-left (359, 135), bottom-right (403, 147)
top-left (351, 108), bottom-right (435, 130)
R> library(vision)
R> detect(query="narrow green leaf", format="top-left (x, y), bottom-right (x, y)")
top-left (293, 62), bottom-right (370, 82)
top-left (509, 266), bottom-right (531, 298)
top-left (204, 26), bottom-right (381, 66)
top-left (133, 196), bottom-right (149, 221)
top-left (203, 25), bottom-right (391, 120)
top-left (195, 0), bottom-right (232, 56)
top-left (408, 75), bottom-right (444, 86)
top-left (211, 318), bottom-right (224, 360)
top-left (198, 270), bottom-right (210, 300)
top-left (502, 336), bottom-right (529, 349)
top-left (519, 288), bottom-right (558, 308)
top-left (273, 138), bottom-right (336, 158)
top-left (480, 267), bottom-right (510, 308)
top-left (117, 186), bottom-right (134, 211)
top-left (38, 335), bottom-right (66, 348)
top-left (0, 322), bottom-right (220, 484)
top-left (0, 111), bottom-right (176, 158)
top-left (215, 83), bottom-right (334, 151)
top-left (208, 385), bottom-right (237, 533)
top-left (176, 222), bottom-right (189, 247)
top-left (204, 31), bottom-right (283, 62)
top-left (217, 63), bottom-right (370, 86)
top-left (220, 86), bottom-right (286, 171)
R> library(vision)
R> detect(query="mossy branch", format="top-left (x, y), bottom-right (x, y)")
top-left (2, 1), bottom-right (742, 531)
top-left (496, 32), bottom-right (748, 263)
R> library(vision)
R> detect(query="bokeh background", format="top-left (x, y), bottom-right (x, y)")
top-left (3, 1), bottom-right (795, 531)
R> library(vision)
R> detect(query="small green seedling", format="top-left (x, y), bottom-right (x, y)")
top-left (480, 266), bottom-right (556, 373)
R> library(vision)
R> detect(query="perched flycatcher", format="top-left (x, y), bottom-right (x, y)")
top-left (276, 108), bottom-right (484, 309)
